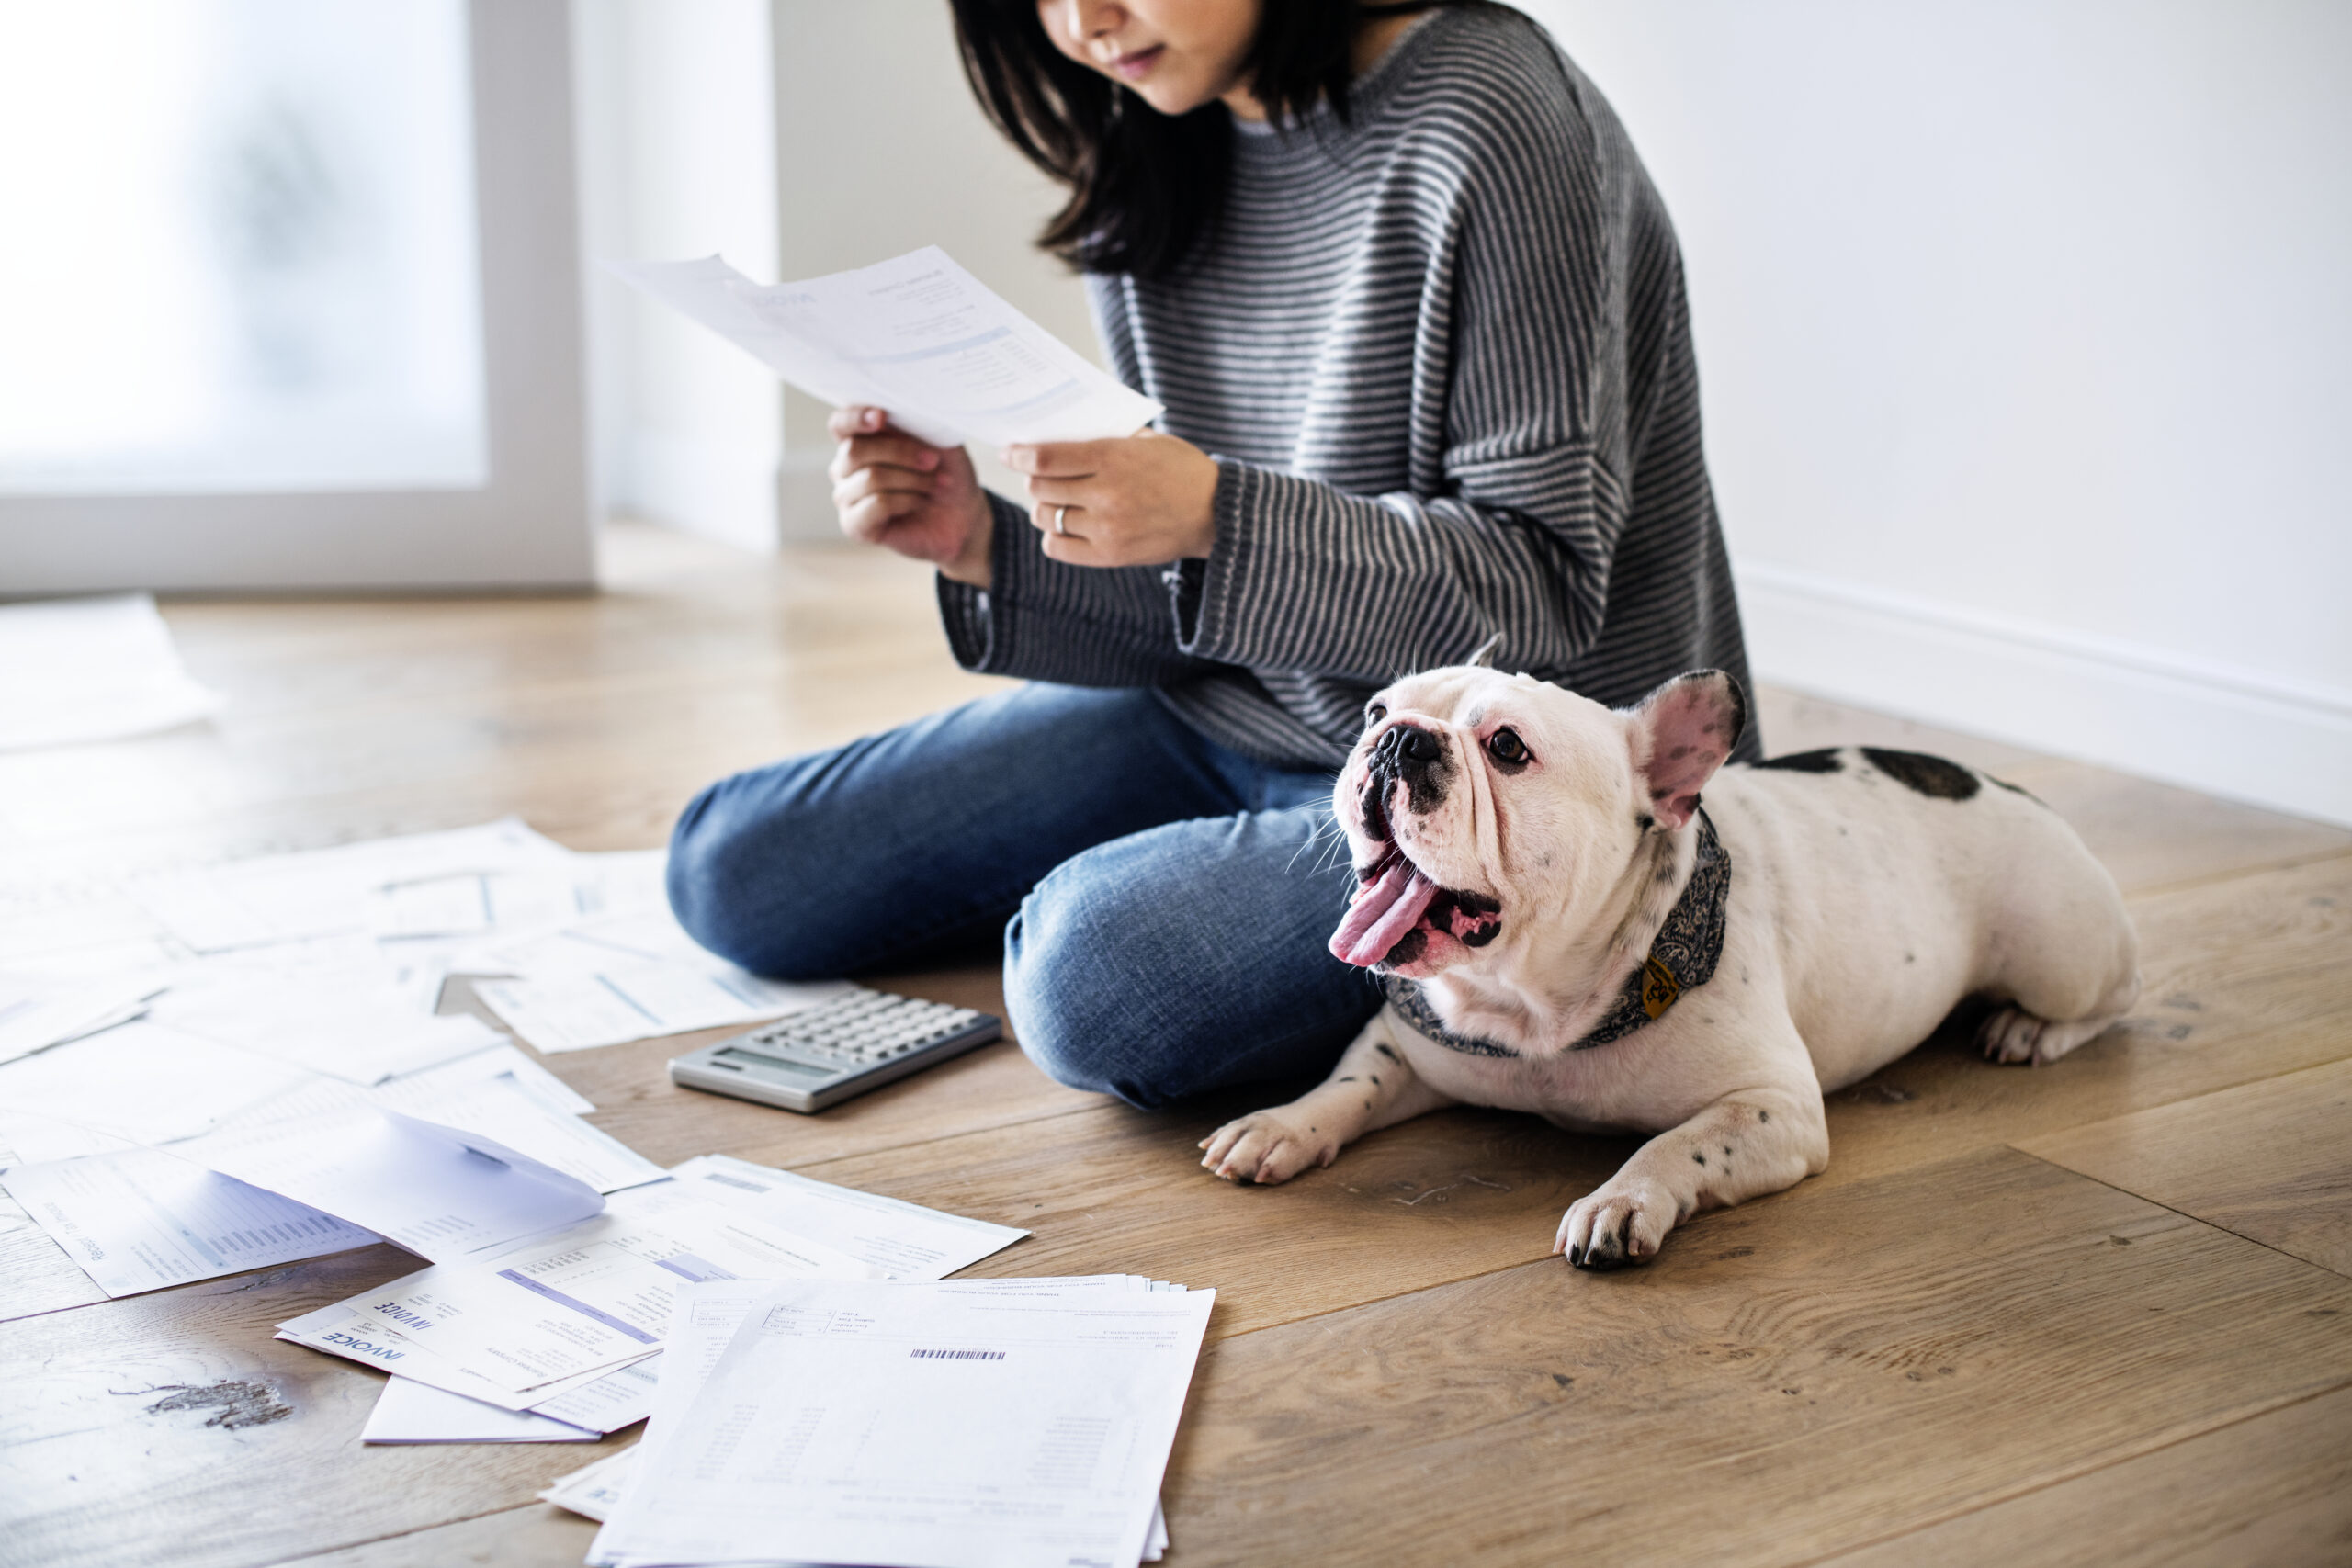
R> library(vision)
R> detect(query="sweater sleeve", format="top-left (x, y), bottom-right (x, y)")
top-left (1170, 71), bottom-right (1634, 683)
top-left (937, 490), bottom-right (1226, 687)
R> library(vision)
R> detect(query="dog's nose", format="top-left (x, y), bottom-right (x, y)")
top-left (1396, 725), bottom-right (1441, 765)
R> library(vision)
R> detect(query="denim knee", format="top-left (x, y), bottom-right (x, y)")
top-left (666, 768), bottom-right (842, 980)
top-left (1002, 889), bottom-right (1164, 1107)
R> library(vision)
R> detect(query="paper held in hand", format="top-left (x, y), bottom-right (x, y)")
top-left (605, 246), bottom-right (1163, 448)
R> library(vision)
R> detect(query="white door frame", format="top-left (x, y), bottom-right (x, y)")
top-left (0, 0), bottom-right (593, 595)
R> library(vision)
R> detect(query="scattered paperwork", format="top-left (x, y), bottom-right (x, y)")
top-left (0, 1147), bottom-right (380, 1297)
top-left (0, 1038), bottom-right (665, 1292)
top-left (0, 973), bottom-right (159, 1065)
top-left (608, 246), bottom-right (1162, 449)
top-left (590, 1275), bottom-right (1208, 1568)
top-left (361, 1376), bottom-right (599, 1445)
top-left (0, 593), bottom-right (222, 750)
top-left (289, 1156), bottom-right (1029, 1436)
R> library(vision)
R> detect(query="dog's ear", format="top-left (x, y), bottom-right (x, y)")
top-left (1465, 633), bottom-right (1503, 670)
top-left (1625, 670), bottom-right (1747, 830)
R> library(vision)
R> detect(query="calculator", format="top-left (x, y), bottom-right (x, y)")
top-left (667, 987), bottom-right (1002, 1113)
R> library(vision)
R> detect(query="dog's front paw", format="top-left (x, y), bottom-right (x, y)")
top-left (1198, 1110), bottom-right (1337, 1185)
top-left (1555, 1177), bottom-right (1678, 1269)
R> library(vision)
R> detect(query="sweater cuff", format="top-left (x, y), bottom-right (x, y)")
top-left (934, 490), bottom-right (1035, 673)
top-left (1173, 458), bottom-right (1259, 657)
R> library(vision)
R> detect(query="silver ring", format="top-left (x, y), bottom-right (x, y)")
top-left (1051, 503), bottom-right (1069, 536)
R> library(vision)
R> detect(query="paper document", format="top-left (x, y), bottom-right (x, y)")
top-left (178, 1101), bottom-right (605, 1263)
top-left (0, 594), bottom-right (222, 751)
top-left (591, 1276), bottom-right (1208, 1568)
top-left (0, 1146), bottom-right (379, 1298)
top-left (152, 971), bottom-right (505, 1086)
top-left (0, 973), bottom-right (159, 1065)
top-left (0, 1020), bottom-right (311, 1158)
top-left (466, 909), bottom-right (848, 1053)
top-left (361, 1376), bottom-right (599, 1444)
top-left (539, 1446), bottom-right (641, 1522)
top-left (667, 1153), bottom-right (1028, 1278)
top-left (607, 247), bottom-right (1162, 449)
top-left (349, 1201), bottom-right (881, 1395)
top-left (130, 818), bottom-right (573, 953)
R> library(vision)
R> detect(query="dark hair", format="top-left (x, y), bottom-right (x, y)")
top-left (950, 0), bottom-right (1459, 280)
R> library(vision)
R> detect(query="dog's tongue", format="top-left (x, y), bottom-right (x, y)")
top-left (1329, 857), bottom-right (1441, 967)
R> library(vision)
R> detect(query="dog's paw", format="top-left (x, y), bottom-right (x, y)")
top-left (1977, 1004), bottom-right (2107, 1066)
top-left (1555, 1177), bottom-right (1677, 1269)
top-left (1198, 1110), bottom-right (1336, 1185)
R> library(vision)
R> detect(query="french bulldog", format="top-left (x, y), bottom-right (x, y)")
top-left (1199, 660), bottom-right (2141, 1269)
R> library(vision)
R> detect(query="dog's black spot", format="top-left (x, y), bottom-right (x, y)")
top-left (1383, 929), bottom-right (1428, 966)
top-left (1369, 1075), bottom-right (1381, 1087)
top-left (1905, 951), bottom-right (1917, 964)
top-left (1721, 1145), bottom-right (1733, 1157)
top-left (1690, 1151), bottom-right (1705, 1166)
top-left (1860, 748), bottom-right (1981, 801)
top-left (1755, 748), bottom-right (1843, 773)
top-left (1758, 1110), bottom-right (1770, 1122)
top-left (1462, 923), bottom-right (1498, 948)
top-left (1338, 1076), bottom-right (1357, 1083)
top-left (1636, 813), bottom-right (1655, 832)
top-left (1374, 1043), bottom-right (1399, 1062)
top-left (1551, 1372), bottom-right (1574, 1389)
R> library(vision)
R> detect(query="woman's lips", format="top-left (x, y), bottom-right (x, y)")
top-left (1107, 45), bottom-right (1164, 81)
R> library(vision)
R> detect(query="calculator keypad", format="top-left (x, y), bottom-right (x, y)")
top-left (737, 990), bottom-right (985, 1067)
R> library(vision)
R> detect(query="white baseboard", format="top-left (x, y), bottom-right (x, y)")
top-left (621, 431), bottom-right (778, 554)
top-left (1736, 562), bottom-right (2352, 828)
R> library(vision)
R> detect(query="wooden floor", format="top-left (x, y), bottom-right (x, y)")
top-left (4, 522), bottom-right (2348, 1568)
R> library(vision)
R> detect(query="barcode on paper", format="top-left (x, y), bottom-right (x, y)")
top-left (909, 1348), bottom-right (1005, 1361)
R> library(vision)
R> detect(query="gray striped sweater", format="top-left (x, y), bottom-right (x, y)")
top-left (938, 4), bottom-right (1760, 772)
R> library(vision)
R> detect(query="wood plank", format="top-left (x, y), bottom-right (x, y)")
top-left (1154, 1147), bottom-right (2352, 1568)
top-left (1750, 686), bottom-right (2352, 896)
top-left (794, 1096), bottom-right (1633, 1337)
top-left (1814, 1382), bottom-right (2352, 1568)
top-left (1992, 757), bottom-right (2352, 897)
top-left (2016, 1057), bottom-right (2352, 1277)
top-left (270, 1505), bottom-right (601, 1568)
top-left (1817, 851), bottom-right (2352, 1192)
top-left (0, 1247), bottom-right (632, 1568)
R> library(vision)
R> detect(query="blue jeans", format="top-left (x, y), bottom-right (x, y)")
top-left (666, 683), bottom-right (1384, 1108)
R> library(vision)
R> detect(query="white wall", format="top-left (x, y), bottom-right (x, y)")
top-left (1524, 1), bottom-right (2352, 824)
top-left (769, 0), bottom-right (1098, 539)
top-left (576, 0), bottom-right (782, 552)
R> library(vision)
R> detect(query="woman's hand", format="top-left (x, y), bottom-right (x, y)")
top-left (1001, 429), bottom-right (1220, 568)
top-left (829, 406), bottom-right (992, 588)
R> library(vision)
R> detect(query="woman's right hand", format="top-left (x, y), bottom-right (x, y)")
top-left (828, 406), bottom-right (992, 589)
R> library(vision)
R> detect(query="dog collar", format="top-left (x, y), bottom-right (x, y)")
top-left (1384, 808), bottom-right (1733, 1057)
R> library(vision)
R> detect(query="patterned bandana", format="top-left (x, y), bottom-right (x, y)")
top-left (1381, 809), bottom-right (1732, 1058)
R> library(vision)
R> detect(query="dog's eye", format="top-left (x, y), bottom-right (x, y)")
top-left (1364, 704), bottom-right (1387, 728)
top-left (1486, 728), bottom-right (1530, 765)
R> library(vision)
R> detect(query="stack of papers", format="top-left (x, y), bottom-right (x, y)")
top-left (0, 593), bottom-right (222, 750)
top-left (277, 1153), bottom-right (1030, 1442)
top-left (0, 1038), bottom-right (663, 1295)
top-left (587, 1274), bottom-right (1207, 1568)
top-left (0, 818), bottom-right (877, 1304)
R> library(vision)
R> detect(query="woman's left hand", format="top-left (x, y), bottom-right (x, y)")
top-left (1001, 429), bottom-right (1221, 567)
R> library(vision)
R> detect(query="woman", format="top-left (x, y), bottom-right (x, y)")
top-left (666, 0), bottom-right (1759, 1108)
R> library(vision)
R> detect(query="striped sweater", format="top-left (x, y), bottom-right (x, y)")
top-left (938, 4), bottom-right (1760, 772)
